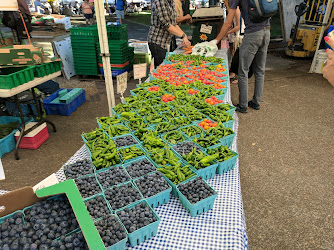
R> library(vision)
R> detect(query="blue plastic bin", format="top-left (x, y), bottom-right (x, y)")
top-left (176, 178), bottom-right (218, 217)
top-left (0, 116), bottom-right (33, 158)
top-left (43, 88), bottom-right (86, 116)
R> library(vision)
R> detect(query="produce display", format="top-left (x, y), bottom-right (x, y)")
top-left (177, 177), bottom-right (216, 204)
top-left (75, 175), bottom-right (102, 199)
top-left (63, 159), bottom-right (95, 180)
top-left (0, 122), bottom-right (18, 139)
top-left (94, 215), bottom-right (127, 247)
top-left (125, 158), bottom-right (156, 179)
top-left (0, 54), bottom-right (240, 249)
top-left (113, 134), bottom-right (138, 147)
top-left (104, 182), bottom-right (142, 210)
top-left (85, 195), bottom-right (111, 220)
top-left (134, 172), bottom-right (170, 198)
top-left (96, 166), bottom-right (130, 189)
top-left (117, 202), bottom-right (157, 233)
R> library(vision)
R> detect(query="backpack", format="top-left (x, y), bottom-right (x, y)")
top-left (248, 0), bottom-right (278, 23)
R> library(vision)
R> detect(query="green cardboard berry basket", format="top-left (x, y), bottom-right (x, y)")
top-left (219, 133), bottom-right (236, 148)
top-left (104, 181), bottom-right (144, 212)
top-left (118, 144), bottom-right (146, 164)
top-left (176, 178), bottom-right (218, 217)
top-left (132, 171), bottom-right (172, 208)
top-left (116, 200), bottom-right (160, 247)
top-left (216, 152), bottom-right (239, 174)
top-left (157, 163), bottom-right (198, 197)
top-left (83, 193), bottom-right (113, 221)
top-left (122, 155), bottom-right (158, 179)
top-left (94, 214), bottom-right (128, 250)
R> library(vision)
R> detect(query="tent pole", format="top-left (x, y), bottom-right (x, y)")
top-left (94, 0), bottom-right (116, 116)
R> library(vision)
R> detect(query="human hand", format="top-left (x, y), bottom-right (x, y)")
top-left (183, 36), bottom-right (191, 48)
top-left (323, 36), bottom-right (334, 87)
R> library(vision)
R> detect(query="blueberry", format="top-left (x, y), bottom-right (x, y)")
top-left (135, 172), bottom-right (170, 198)
top-left (94, 215), bottom-right (126, 247)
top-left (75, 175), bottom-right (102, 199)
top-left (104, 183), bottom-right (142, 210)
top-left (126, 159), bottom-right (156, 178)
top-left (63, 159), bottom-right (95, 180)
top-left (178, 177), bottom-right (216, 204)
top-left (96, 167), bottom-right (130, 189)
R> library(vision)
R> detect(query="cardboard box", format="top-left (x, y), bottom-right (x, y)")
top-left (0, 45), bottom-right (46, 67)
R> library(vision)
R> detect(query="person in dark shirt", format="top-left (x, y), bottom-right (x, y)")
top-left (214, 0), bottom-right (270, 113)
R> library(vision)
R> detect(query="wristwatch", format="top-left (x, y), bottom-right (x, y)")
top-left (181, 33), bottom-right (186, 39)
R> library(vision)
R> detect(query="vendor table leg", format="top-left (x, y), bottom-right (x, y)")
top-left (14, 95), bottom-right (26, 160)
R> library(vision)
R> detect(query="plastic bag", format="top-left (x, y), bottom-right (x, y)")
top-left (192, 41), bottom-right (218, 57)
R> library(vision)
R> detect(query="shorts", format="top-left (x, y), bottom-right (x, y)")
top-left (84, 13), bottom-right (93, 19)
top-left (116, 10), bottom-right (125, 19)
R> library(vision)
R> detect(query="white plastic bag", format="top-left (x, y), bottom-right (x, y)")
top-left (192, 41), bottom-right (218, 57)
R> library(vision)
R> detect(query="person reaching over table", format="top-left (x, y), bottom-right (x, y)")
top-left (148, 0), bottom-right (191, 67)
top-left (323, 36), bottom-right (334, 87)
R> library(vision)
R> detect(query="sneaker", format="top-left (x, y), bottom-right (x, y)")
top-left (248, 101), bottom-right (260, 110)
top-left (235, 104), bottom-right (248, 113)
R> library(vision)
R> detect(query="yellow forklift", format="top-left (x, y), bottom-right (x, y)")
top-left (286, 0), bottom-right (334, 57)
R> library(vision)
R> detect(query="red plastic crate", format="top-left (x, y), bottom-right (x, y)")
top-left (15, 122), bottom-right (49, 149)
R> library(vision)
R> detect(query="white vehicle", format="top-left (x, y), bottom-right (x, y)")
top-left (127, 0), bottom-right (144, 12)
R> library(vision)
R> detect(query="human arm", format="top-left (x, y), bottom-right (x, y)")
top-left (177, 14), bottom-right (192, 24)
top-left (214, 8), bottom-right (236, 43)
top-left (323, 37), bottom-right (334, 87)
top-left (167, 25), bottom-right (191, 47)
top-left (227, 7), bottom-right (240, 35)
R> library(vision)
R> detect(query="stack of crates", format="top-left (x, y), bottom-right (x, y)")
top-left (70, 26), bottom-right (99, 76)
top-left (128, 47), bottom-right (135, 71)
top-left (98, 25), bottom-right (134, 76)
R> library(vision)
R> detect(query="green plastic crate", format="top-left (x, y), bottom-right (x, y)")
top-left (70, 26), bottom-right (98, 37)
top-left (34, 61), bottom-right (62, 78)
top-left (0, 66), bottom-right (35, 89)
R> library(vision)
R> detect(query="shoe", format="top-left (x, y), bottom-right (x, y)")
top-left (235, 104), bottom-right (248, 113)
top-left (248, 101), bottom-right (260, 110)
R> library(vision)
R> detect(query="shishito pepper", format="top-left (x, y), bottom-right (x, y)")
top-left (97, 116), bottom-right (122, 130)
top-left (82, 129), bottom-right (108, 144)
top-left (158, 164), bottom-right (195, 185)
top-left (182, 147), bottom-right (218, 170)
top-left (87, 139), bottom-right (120, 169)
top-left (119, 145), bottom-right (145, 161)
top-left (163, 130), bottom-right (185, 145)
top-left (105, 124), bottom-right (129, 137)
top-left (207, 145), bottom-right (237, 162)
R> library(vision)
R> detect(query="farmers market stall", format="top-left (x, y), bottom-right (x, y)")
top-left (0, 50), bottom-right (248, 249)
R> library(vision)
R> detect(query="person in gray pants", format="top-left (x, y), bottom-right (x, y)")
top-left (213, 0), bottom-right (270, 113)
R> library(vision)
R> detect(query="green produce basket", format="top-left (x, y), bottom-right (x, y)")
top-left (94, 215), bottom-right (128, 250)
top-left (133, 171), bottom-right (172, 208)
top-left (176, 178), bottom-right (218, 217)
top-left (118, 144), bottom-right (146, 164)
top-left (0, 66), bottom-right (35, 89)
top-left (122, 155), bottom-right (158, 179)
top-left (191, 161), bottom-right (218, 180)
top-left (157, 163), bottom-right (198, 197)
top-left (216, 152), bottom-right (239, 174)
top-left (219, 133), bottom-right (236, 148)
top-left (84, 193), bottom-right (113, 221)
top-left (116, 200), bottom-right (160, 247)
top-left (104, 181), bottom-right (143, 211)
top-left (70, 34), bottom-right (98, 43)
